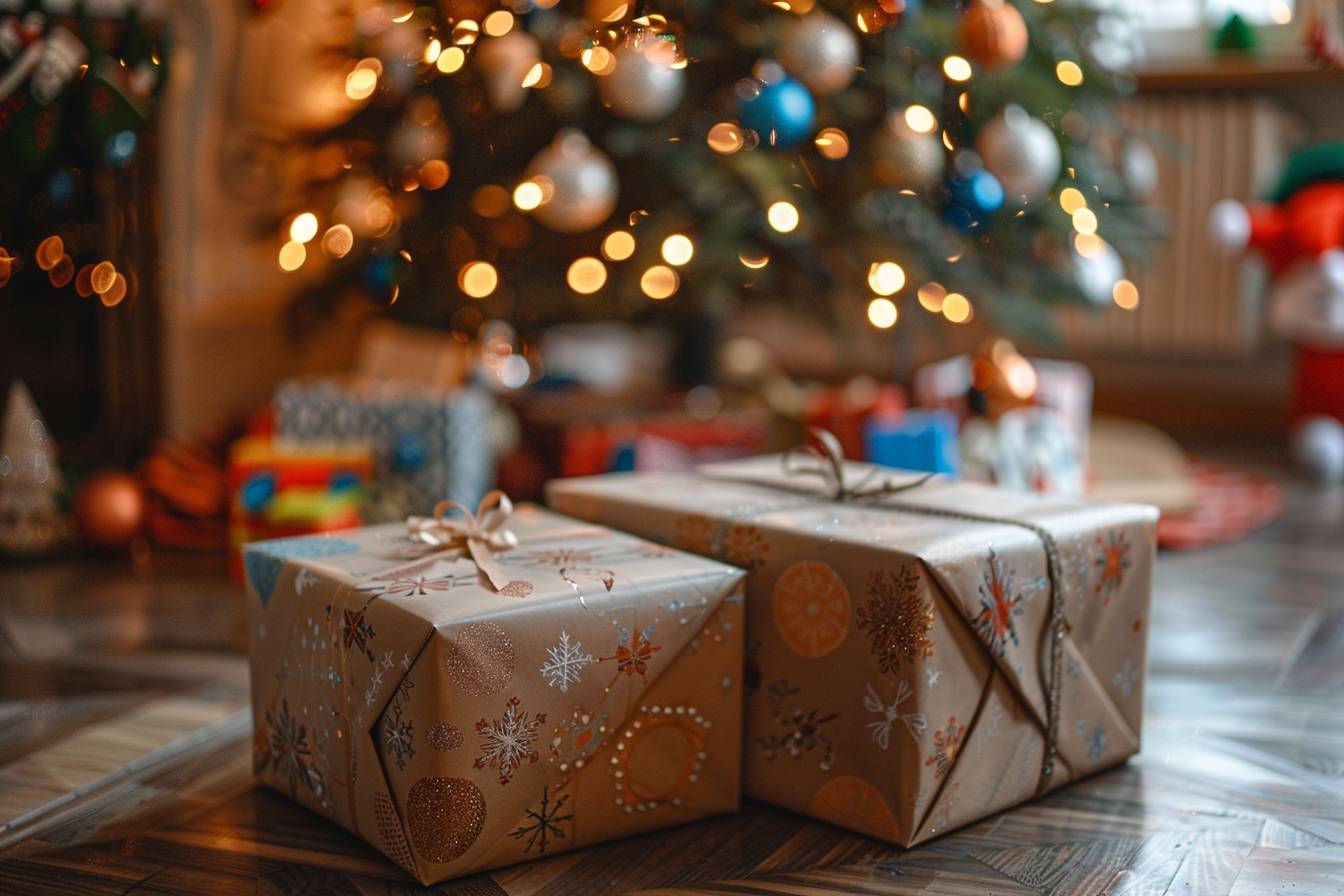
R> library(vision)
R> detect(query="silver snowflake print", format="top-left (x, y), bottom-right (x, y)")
top-left (1087, 724), bottom-right (1107, 761)
top-left (863, 680), bottom-right (927, 751)
top-left (1112, 657), bottom-right (1139, 699)
top-left (539, 630), bottom-right (595, 694)
top-left (511, 785), bottom-right (573, 854)
top-left (475, 696), bottom-right (546, 785)
top-left (358, 575), bottom-right (458, 598)
top-left (384, 718), bottom-right (416, 771)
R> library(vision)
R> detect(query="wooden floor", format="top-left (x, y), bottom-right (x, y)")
top-left (2, 469), bottom-right (1343, 895)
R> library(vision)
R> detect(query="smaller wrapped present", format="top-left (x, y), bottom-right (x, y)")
top-left (245, 496), bottom-right (744, 885)
top-left (273, 377), bottom-right (494, 523)
top-left (864, 409), bottom-right (960, 475)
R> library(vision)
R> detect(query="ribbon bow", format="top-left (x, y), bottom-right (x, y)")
top-left (406, 490), bottom-right (519, 591)
top-left (782, 427), bottom-right (935, 501)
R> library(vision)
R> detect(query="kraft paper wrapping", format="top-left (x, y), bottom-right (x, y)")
top-left (546, 455), bottom-right (1157, 846)
top-left (244, 504), bottom-right (745, 885)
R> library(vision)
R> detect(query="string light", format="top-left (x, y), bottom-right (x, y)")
top-left (707, 122), bottom-right (744, 154)
top-left (423, 38), bottom-right (442, 64)
top-left (513, 181), bottom-right (544, 211)
top-left (661, 234), bottom-right (694, 266)
top-left (521, 62), bottom-right (545, 88)
top-left (320, 224), bottom-right (354, 258)
top-left (943, 55), bottom-right (972, 82)
top-left (640, 265), bottom-right (679, 299)
top-left (459, 261), bottom-right (499, 298)
top-left (739, 251), bottom-right (769, 269)
top-left (917, 282), bottom-right (946, 312)
top-left (904, 104), bottom-right (937, 134)
top-left (345, 66), bottom-right (378, 101)
top-left (1056, 60), bottom-right (1084, 86)
top-left (420, 159), bottom-right (450, 189)
top-left (483, 10), bottom-right (515, 36)
top-left (289, 212), bottom-right (318, 244)
top-left (567, 256), bottom-right (608, 293)
top-left (1059, 187), bottom-right (1087, 214)
top-left (278, 240), bottom-right (306, 271)
top-left (942, 292), bottom-right (972, 323)
top-left (1113, 278), bottom-right (1140, 309)
top-left (452, 20), bottom-right (480, 46)
top-left (100, 273), bottom-right (127, 307)
top-left (867, 261), bottom-right (905, 296)
top-left (437, 47), bottom-right (466, 73)
top-left (814, 128), bottom-right (849, 160)
top-left (867, 297), bottom-right (898, 329)
top-left (767, 201), bottom-right (799, 233)
top-left (602, 230), bottom-right (636, 261)
top-left (1072, 207), bottom-right (1098, 235)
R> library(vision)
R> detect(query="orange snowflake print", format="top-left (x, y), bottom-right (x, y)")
top-left (1093, 529), bottom-right (1132, 606)
top-left (925, 715), bottom-right (966, 780)
top-left (671, 514), bottom-right (715, 555)
top-left (722, 523), bottom-right (770, 571)
top-left (973, 549), bottom-right (1024, 658)
top-left (602, 621), bottom-right (661, 686)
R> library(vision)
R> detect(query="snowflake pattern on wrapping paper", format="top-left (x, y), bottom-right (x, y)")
top-left (262, 700), bottom-right (325, 797)
top-left (475, 697), bottom-right (546, 785)
top-left (540, 630), bottom-right (595, 693)
top-left (973, 549), bottom-right (1025, 658)
top-left (924, 715), bottom-right (965, 780)
top-left (1093, 528), bottom-right (1132, 605)
top-left (602, 621), bottom-right (661, 687)
top-left (511, 785), bottom-right (574, 855)
top-left (358, 574), bottom-right (461, 598)
top-left (336, 606), bottom-right (377, 663)
top-left (722, 523), bottom-right (769, 571)
top-left (756, 679), bottom-right (838, 771)
top-left (863, 680), bottom-right (927, 751)
top-left (671, 514), bottom-right (714, 555)
top-left (1112, 657), bottom-right (1139, 699)
top-left (857, 566), bottom-right (934, 674)
top-left (381, 677), bottom-right (416, 771)
top-left (548, 706), bottom-right (609, 774)
top-left (512, 547), bottom-right (597, 567)
top-left (1087, 724), bottom-right (1107, 761)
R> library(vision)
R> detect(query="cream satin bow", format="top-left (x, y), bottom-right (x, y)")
top-left (407, 490), bottom-right (519, 591)
top-left (782, 427), bottom-right (935, 501)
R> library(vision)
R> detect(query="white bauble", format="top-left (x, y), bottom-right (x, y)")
top-left (1073, 238), bottom-right (1124, 305)
top-left (474, 31), bottom-right (541, 113)
top-left (525, 130), bottom-right (619, 233)
top-left (1208, 198), bottom-right (1251, 251)
top-left (778, 10), bottom-right (859, 95)
top-left (975, 105), bottom-right (1060, 203)
top-left (1122, 139), bottom-right (1159, 196)
top-left (598, 42), bottom-right (685, 122)
top-left (1293, 415), bottom-right (1344, 482)
top-left (871, 112), bottom-right (944, 189)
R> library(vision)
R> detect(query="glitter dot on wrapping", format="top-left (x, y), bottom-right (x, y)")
top-left (499, 579), bottom-right (534, 598)
top-left (427, 722), bottom-right (464, 752)
top-left (374, 790), bottom-right (415, 872)
top-left (444, 621), bottom-right (515, 696)
top-left (406, 777), bottom-right (486, 865)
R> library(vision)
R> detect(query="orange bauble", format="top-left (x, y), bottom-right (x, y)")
top-left (74, 470), bottom-right (147, 549)
top-left (960, 0), bottom-right (1029, 70)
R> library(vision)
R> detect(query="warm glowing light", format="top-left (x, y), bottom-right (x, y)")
top-left (321, 224), bottom-right (354, 258)
top-left (1072, 207), bottom-right (1098, 235)
top-left (582, 46), bottom-right (614, 74)
top-left (1113, 278), bottom-right (1140, 309)
top-left (36, 235), bottom-right (63, 270)
top-left (958, 91), bottom-right (970, 113)
top-left (100, 273), bottom-right (127, 307)
top-left (815, 128), bottom-right (850, 160)
top-left (661, 234), bottom-right (694, 266)
top-left (1056, 60), bottom-right (1084, 86)
top-left (345, 67), bottom-right (378, 100)
top-left (90, 261), bottom-right (117, 294)
top-left (459, 261), bottom-right (499, 298)
top-left (289, 212), bottom-right (318, 244)
top-left (74, 264), bottom-right (94, 297)
top-left (521, 62), bottom-right (545, 88)
top-left (278, 240), bottom-right (307, 271)
top-left (452, 20), bottom-right (480, 46)
top-left (867, 297), bottom-right (898, 329)
top-left (640, 264), bottom-right (679, 299)
top-left (707, 122), bottom-right (745, 154)
top-left (1000, 353), bottom-right (1038, 399)
top-left (917, 282), bottom-right (946, 313)
top-left (471, 184), bottom-right (510, 217)
top-left (739, 251), bottom-right (769, 269)
top-left (513, 180), bottom-right (544, 210)
top-left (1059, 187), bottom-right (1087, 214)
top-left (1073, 233), bottom-right (1105, 258)
top-left (437, 47), bottom-right (466, 73)
top-left (602, 230), bottom-right (636, 261)
top-left (423, 38), bottom-right (442, 64)
top-left (48, 255), bottom-right (73, 287)
top-left (483, 10), bottom-right (515, 36)
top-left (1269, 0), bottom-right (1292, 23)
top-left (420, 159), bottom-right (450, 189)
top-left (904, 104), bottom-right (937, 134)
top-left (942, 292), bottom-right (971, 323)
top-left (867, 261), bottom-right (905, 296)
top-left (943, 55), bottom-right (972, 82)
top-left (567, 256), bottom-right (608, 293)
top-left (767, 201), bottom-right (799, 233)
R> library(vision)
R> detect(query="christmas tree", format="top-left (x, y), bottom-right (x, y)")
top-left (0, 379), bottom-right (67, 555)
top-left (270, 0), bottom-right (1161, 356)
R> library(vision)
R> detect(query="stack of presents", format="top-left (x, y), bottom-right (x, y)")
top-left (241, 326), bottom-right (1153, 885)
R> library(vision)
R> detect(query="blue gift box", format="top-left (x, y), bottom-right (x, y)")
top-left (863, 409), bottom-right (960, 475)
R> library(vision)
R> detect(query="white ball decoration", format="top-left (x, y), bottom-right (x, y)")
top-left (1122, 139), bottom-right (1159, 196)
top-left (975, 105), bottom-right (1060, 203)
top-left (474, 31), bottom-right (541, 114)
top-left (1072, 237), bottom-right (1124, 305)
top-left (524, 130), bottom-right (620, 233)
top-left (598, 42), bottom-right (686, 122)
top-left (1208, 198), bottom-right (1251, 252)
top-left (871, 112), bottom-right (944, 189)
top-left (1294, 416), bottom-right (1344, 482)
top-left (778, 10), bottom-right (860, 96)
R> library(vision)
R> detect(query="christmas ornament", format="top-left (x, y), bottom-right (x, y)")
top-left (1293, 416), bottom-right (1344, 482)
top-left (474, 30), bottom-right (540, 114)
top-left (1121, 139), bottom-right (1159, 196)
top-left (871, 111), bottom-right (943, 188)
top-left (598, 41), bottom-right (685, 122)
top-left (524, 130), bottom-right (619, 233)
top-left (1072, 237), bottom-right (1124, 304)
top-left (959, 0), bottom-right (1028, 70)
top-left (778, 10), bottom-right (859, 96)
top-left (945, 170), bottom-right (1004, 232)
top-left (74, 469), bottom-right (146, 549)
top-left (975, 104), bottom-right (1060, 203)
top-left (737, 75), bottom-right (816, 149)
top-left (0, 379), bottom-right (68, 556)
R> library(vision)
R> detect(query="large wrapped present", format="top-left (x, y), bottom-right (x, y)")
top-left (547, 433), bottom-right (1156, 846)
top-left (274, 378), bottom-right (493, 522)
top-left (244, 500), bottom-right (744, 885)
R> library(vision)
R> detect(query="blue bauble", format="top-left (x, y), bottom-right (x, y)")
top-left (945, 170), bottom-right (1004, 232)
top-left (105, 130), bottom-right (138, 167)
top-left (240, 471), bottom-right (277, 514)
top-left (391, 432), bottom-right (428, 472)
top-left (738, 76), bottom-right (816, 149)
top-left (364, 253), bottom-right (408, 300)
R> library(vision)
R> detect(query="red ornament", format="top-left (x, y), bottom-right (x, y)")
top-left (960, 0), bottom-right (1029, 70)
top-left (74, 470), bottom-right (146, 549)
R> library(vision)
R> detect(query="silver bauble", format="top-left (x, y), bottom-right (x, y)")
top-left (871, 112), bottom-right (944, 189)
top-left (975, 105), bottom-right (1060, 203)
top-left (525, 130), bottom-right (619, 233)
top-left (474, 31), bottom-right (541, 113)
top-left (1072, 238), bottom-right (1124, 305)
top-left (598, 42), bottom-right (685, 122)
top-left (778, 10), bottom-right (859, 95)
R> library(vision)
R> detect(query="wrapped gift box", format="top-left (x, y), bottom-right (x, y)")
top-left (548, 454), bottom-right (1156, 846)
top-left (273, 378), bottom-right (494, 523)
top-left (244, 505), bottom-right (744, 885)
